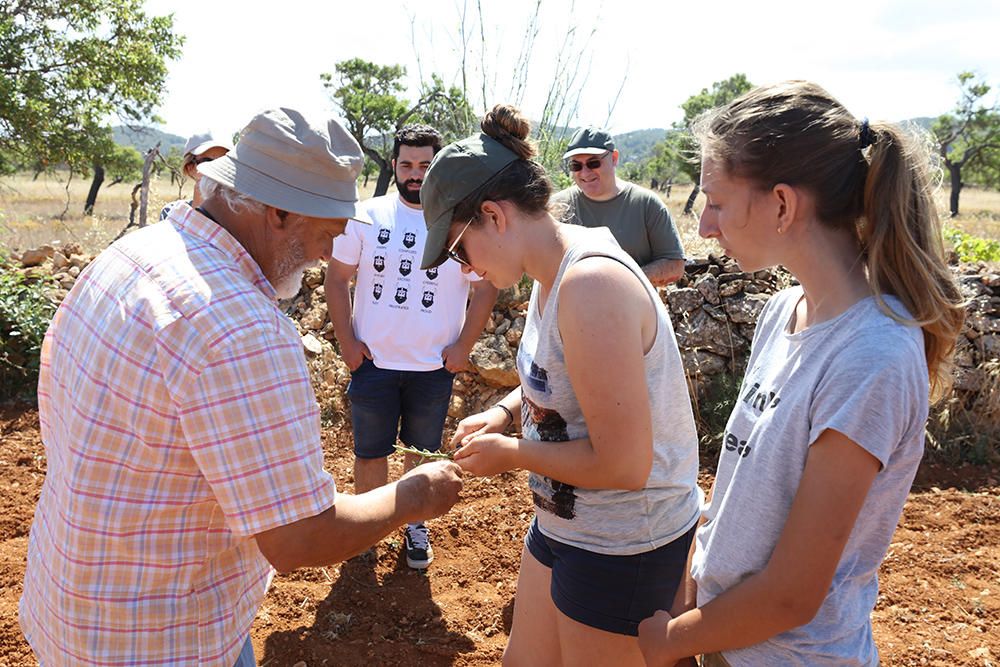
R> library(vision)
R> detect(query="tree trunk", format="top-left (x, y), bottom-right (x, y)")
top-left (683, 183), bottom-right (701, 215)
top-left (948, 162), bottom-right (963, 217)
top-left (83, 163), bottom-right (105, 215)
top-left (373, 166), bottom-right (393, 197)
top-left (138, 144), bottom-right (159, 228)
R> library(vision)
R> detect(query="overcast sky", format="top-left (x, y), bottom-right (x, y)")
top-left (146, 0), bottom-right (1000, 144)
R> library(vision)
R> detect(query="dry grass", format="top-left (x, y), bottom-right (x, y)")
top-left (942, 186), bottom-right (1000, 240)
top-left (0, 172), bottom-right (189, 255)
top-left (1, 172), bottom-right (998, 260)
top-left (0, 172), bottom-right (381, 258)
top-left (658, 184), bottom-right (720, 257)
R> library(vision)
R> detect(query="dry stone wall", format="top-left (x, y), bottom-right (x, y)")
top-left (10, 244), bottom-right (999, 445)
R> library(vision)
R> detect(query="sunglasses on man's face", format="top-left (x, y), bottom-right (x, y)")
top-left (193, 156), bottom-right (217, 165)
top-left (446, 216), bottom-right (476, 267)
top-left (567, 153), bottom-right (608, 172)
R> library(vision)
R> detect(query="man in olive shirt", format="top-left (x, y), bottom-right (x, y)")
top-left (552, 127), bottom-right (686, 286)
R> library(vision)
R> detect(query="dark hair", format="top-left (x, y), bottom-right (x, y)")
top-left (451, 104), bottom-right (552, 222)
top-left (693, 80), bottom-right (964, 400)
top-left (392, 124), bottom-right (443, 159)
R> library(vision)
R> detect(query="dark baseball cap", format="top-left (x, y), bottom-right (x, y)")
top-left (420, 133), bottom-right (519, 269)
top-left (562, 127), bottom-right (615, 158)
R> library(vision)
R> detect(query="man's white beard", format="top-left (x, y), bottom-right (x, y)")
top-left (272, 236), bottom-right (314, 300)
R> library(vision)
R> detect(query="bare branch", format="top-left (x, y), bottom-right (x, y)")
top-left (408, 12), bottom-right (425, 85)
top-left (507, 0), bottom-right (542, 106)
top-left (477, 0), bottom-right (489, 112)
top-left (458, 0), bottom-right (470, 103)
top-left (604, 56), bottom-right (629, 128)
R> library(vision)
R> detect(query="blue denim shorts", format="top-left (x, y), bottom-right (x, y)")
top-left (525, 517), bottom-right (696, 636)
top-left (347, 358), bottom-right (455, 459)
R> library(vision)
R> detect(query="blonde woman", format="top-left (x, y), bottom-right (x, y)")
top-left (638, 81), bottom-right (965, 666)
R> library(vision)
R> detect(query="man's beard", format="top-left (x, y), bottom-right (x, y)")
top-left (396, 178), bottom-right (422, 205)
top-left (272, 235), bottom-right (315, 300)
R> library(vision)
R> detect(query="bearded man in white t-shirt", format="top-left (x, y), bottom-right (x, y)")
top-left (325, 124), bottom-right (498, 569)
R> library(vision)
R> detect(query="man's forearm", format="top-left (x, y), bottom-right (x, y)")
top-left (642, 258), bottom-right (686, 286)
top-left (257, 482), bottom-right (419, 572)
top-left (324, 278), bottom-right (357, 345)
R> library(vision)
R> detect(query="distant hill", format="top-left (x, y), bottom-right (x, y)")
top-left (112, 125), bottom-right (187, 155)
top-left (906, 116), bottom-right (936, 131)
top-left (615, 128), bottom-right (668, 163)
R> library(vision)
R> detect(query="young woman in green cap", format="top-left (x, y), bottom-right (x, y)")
top-left (420, 105), bottom-right (702, 666)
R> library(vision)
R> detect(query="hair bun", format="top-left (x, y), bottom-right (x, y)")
top-left (481, 104), bottom-right (536, 160)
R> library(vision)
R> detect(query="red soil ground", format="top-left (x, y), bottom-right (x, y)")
top-left (1, 404), bottom-right (998, 666)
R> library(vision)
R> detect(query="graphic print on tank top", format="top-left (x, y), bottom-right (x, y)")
top-left (522, 392), bottom-right (577, 520)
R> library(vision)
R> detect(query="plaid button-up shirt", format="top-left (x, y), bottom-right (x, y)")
top-left (20, 204), bottom-right (337, 666)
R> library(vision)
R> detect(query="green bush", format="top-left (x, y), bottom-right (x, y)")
top-left (688, 369), bottom-right (743, 470)
top-left (926, 359), bottom-right (1000, 465)
top-left (0, 268), bottom-right (56, 401)
top-left (944, 227), bottom-right (1000, 264)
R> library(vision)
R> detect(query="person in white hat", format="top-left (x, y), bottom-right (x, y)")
top-left (19, 108), bottom-right (463, 667)
top-left (158, 132), bottom-right (233, 220)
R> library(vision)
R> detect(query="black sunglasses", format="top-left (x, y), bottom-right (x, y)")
top-left (567, 152), bottom-right (608, 172)
top-left (446, 216), bottom-right (476, 267)
top-left (193, 156), bottom-right (217, 165)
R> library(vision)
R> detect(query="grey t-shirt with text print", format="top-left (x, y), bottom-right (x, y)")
top-left (692, 287), bottom-right (929, 666)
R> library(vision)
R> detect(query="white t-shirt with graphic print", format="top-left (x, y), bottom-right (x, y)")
top-left (332, 194), bottom-right (476, 371)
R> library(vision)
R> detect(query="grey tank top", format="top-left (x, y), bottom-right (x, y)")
top-left (518, 227), bottom-right (702, 555)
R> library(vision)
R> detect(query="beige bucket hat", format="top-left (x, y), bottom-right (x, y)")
top-left (198, 107), bottom-right (371, 223)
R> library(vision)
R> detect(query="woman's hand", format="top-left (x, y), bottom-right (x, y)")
top-left (449, 407), bottom-right (511, 450)
top-left (638, 610), bottom-right (681, 667)
top-left (452, 433), bottom-right (519, 476)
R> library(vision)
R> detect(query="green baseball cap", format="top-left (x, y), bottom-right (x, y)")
top-left (420, 133), bottom-right (520, 269)
top-left (563, 127), bottom-right (615, 158)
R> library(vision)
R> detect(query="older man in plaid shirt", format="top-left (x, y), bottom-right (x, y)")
top-left (19, 108), bottom-right (463, 666)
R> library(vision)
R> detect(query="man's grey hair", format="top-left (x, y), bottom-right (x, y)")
top-left (198, 177), bottom-right (267, 216)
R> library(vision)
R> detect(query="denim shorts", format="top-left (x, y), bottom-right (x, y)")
top-left (347, 358), bottom-right (455, 458)
top-left (525, 517), bottom-right (696, 636)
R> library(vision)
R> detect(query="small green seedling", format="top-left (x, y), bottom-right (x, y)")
top-left (393, 443), bottom-right (454, 461)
